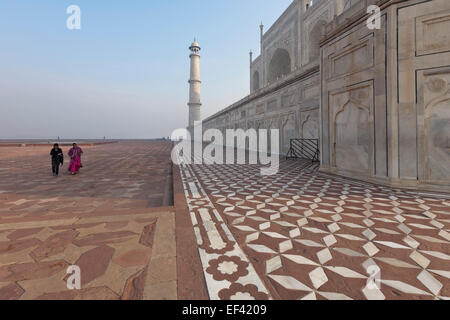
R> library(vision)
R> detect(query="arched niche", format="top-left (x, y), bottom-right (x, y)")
top-left (253, 71), bottom-right (260, 91)
top-left (308, 20), bottom-right (327, 60)
top-left (268, 48), bottom-right (291, 83)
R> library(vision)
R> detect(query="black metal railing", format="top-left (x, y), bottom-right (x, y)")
top-left (286, 139), bottom-right (320, 162)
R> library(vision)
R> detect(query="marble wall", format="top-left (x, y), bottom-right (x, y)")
top-left (320, 0), bottom-right (450, 192)
top-left (202, 0), bottom-right (450, 192)
top-left (204, 0), bottom-right (344, 156)
top-left (203, 63), bottom-right (320, 155)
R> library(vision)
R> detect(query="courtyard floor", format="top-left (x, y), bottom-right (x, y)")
top-left (179, 157), bottom-right (450, 300)
top-left (0, 141), bottom-right (449, 300)
top-left (0, 141), bottom-right (176, 299)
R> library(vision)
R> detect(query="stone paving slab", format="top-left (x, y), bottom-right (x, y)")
top-left (0, 142), bottom-right (176, 300)
top-left (178, 158), bottom-right (450, 300)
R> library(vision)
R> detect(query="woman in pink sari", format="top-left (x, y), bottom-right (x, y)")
top-left (68, 143), bottom-right (83, 175)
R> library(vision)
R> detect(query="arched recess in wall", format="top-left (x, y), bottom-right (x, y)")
top-left (308, 20), bottom-right (327, 60)
top-left (268, 48), bottom-right (291, 83)
top-left (423, 84), bottom-right (450, 182)
top-left (253, 71), bottom-right (260, 91)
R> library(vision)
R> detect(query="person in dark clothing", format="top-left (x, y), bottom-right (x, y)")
top-left (50, 143), bottom-right (64, 176)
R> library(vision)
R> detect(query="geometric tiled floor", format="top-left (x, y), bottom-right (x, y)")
top-left (179, 156), bottom-right (450, 300)
top-left (1, 141), bottom-right (449, 300)
top-left (0, 142), bottom-right (176, 300)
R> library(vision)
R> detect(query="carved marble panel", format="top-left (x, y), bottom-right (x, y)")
top-left (330, 84), bottom-right (373, 174)
top-left (267, 100), bottom-right (278, 112)
top-left (328, 37), bottom-right (374, 79)
top-left (420, 70), bottom-right (450, 183)
top-left (281, 113), bottom-right (297, 154)
top-left (255, 104), bottom-right (265, 115)
top-left (300, 109), bottom-right (319, 139)
top-left (416, 10), bottom-right (450, 56)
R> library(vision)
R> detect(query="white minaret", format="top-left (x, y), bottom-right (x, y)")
top-left (188, 40), bottom-right (201, 130)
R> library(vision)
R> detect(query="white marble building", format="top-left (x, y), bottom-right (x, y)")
top-left (198, 0), bottom-right (450, 192)
top-left (202, 0), bottom-right (348, 154)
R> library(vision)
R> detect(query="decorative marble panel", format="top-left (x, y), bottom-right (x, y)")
top-left (416, 10), bottom-right (450, 56)
top-left (330, 84), bottom-right (373, 174)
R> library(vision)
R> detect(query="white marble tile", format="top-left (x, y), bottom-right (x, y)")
top-left (274, 221), bottom-right (296, 228)
top-left (410, 251), bottom-right (430, 269)
top-left (429, 270), bottom-right (450, 279)
top-left (245, 232), bottom-right (259, 243)
top-left (279, 240), bottom-right (293, 253)
top-left (340, 222), bottom-right (365, 229)
top-left (420, 250), bottom-right (450, 261)
top-left (327, 223), bottom-right (340, 233)
top-left (439, 230), bottom-right (450, 241)
top-left (381, 280), bottom-right (430, 296)
top-left (263, 232), bottom-right (288, 239)
top-left (235, 225), bottom-right (256, 232)
top-left (301, 292), bottom-right (316, 300)
top-left (323, 234), bottom-right (337, 247)
top-left (247, 244), bottom-right (276, 254)
top-left (362, 286), bottom-right (385, 300)
top-left (318, 291), bottom-right (352, 300)
top-left (374, 228), bottom-right (400, 235)
top-left (362, 229), bottom-right (377, 241)
top-left (337, 234), bottom-right (365, 241)
top-left (289, 228), bottom-right (301, 238)
top-left (326, 266), bottom-right (366, 279)
top-left (309, 267), bottom-right (328, 289)
top-left (374, 257), bottom-right (419, 269)
top-left (268, 275), bottom-right (311, 291)
top-left (417, 270), bottom-right (443, 296)
top-left (303, 227), bottom-right (328, 234)
top-left (397, 224), bottom-right (412, 235)
top-left (408, 223), bottom-right (435, 230)
top-left (374, 241), bottom-right (410, 250)
top-left (363, 219), bottom-right (375, 227)
top-left (194, 226), bottom-right (203, 245)
top-left (363, 242), bottom-right (379, 257)
top-left (295, 239), bottom-right (324, 248)
top-left (207, 229), bottom-right (227, 250)
top-left (333, 247), bottom-right (366, 257)
top-left (317, 248), bottom-right (333, 264)
top-left (259, 222), bottom-right (271, 230)
top-left (403, 235), bottom-right (420, 249)
top-left (283, 254), bottom-right (318, 266)
top-left (266, 256), bottom-right (283, 274)
top-left (414, 235), bottom-right (448, 244)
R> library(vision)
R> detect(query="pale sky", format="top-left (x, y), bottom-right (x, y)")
top-left (0, 0), bottom-right (293, 139)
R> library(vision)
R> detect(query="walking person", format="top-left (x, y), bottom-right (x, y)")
top-left (68, 143), bottom-right (83, 175)
top-left (50, 143), bottom-right (64, 177)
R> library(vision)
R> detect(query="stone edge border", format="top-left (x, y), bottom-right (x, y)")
top-left (173, 163), bottom-right (209, 300)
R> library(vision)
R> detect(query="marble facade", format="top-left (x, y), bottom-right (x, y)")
top-left (320, 0), bottom-right (450, 192)
top-left (201, 0), bottom-right (450, 193)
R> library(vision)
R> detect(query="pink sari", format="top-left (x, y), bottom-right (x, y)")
top-left (68, 147), bottom-right (83, 174)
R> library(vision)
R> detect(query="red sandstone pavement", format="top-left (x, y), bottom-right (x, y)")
top-left (0, 141), bottom-right (177, 300)
top-left (1, 141), bottom-right (449, 300)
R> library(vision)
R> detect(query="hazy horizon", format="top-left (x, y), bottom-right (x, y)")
top-left (0, 0), bottom-right (293, 140)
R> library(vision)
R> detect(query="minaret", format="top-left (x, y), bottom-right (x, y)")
top-left (259, 23), bottom-right (264, 54)
top-left (259, 23), bottom-right (264, 84)
top-left (249, 50), bottom-right (253, 92)
top-left (188, 40), bottom-right (201, 131)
